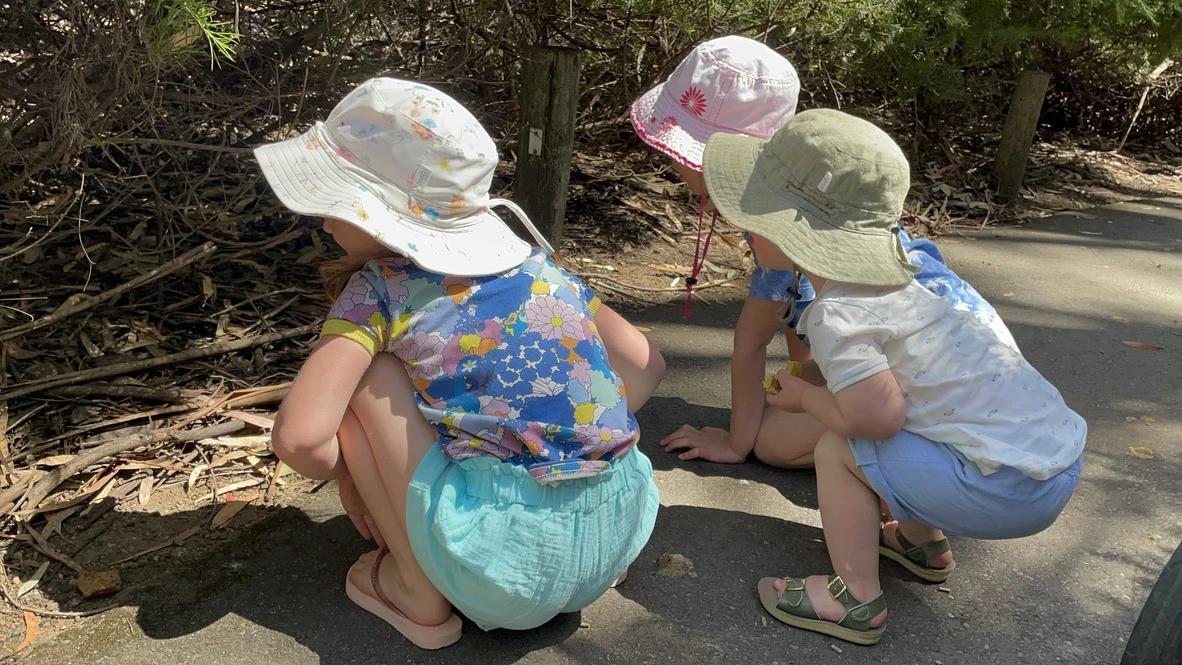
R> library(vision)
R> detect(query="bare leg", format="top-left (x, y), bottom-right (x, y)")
top-left (773, 431), bottom-right (887, 627)
top-left (337, 353), bottom-right (451, 626)
top-left (751, 406), bottom-right (825, 469)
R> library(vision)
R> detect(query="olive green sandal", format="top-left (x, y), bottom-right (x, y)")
top-left (757, 574), bottom-right (887, 646)
top-left (878, 527), bottom-right (956, 583)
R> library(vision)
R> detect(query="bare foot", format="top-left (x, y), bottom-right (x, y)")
top-left (881, 521), bottom-right (955, 570)
top-left (772, 576), bottom-right (887, 628)
top-left (348, 551), bottom-right (452, 627)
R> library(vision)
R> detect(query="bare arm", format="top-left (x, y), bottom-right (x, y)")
top-left (271, 335), bottom-right (374, 480)
top-left (729, 297), bottom-right (783, 457)
top-left (595, 304), bottom-right (666, 412)
top-left (771, 368), bottom-right (907, 441)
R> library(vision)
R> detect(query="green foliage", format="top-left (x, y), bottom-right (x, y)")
top-left (777, 0), bottom-right (1182, 103)
top-left (3, 0), bottom-right (1177, 198)
top-left (572, 0), bottom-right (1180, 104)
top-left (143, 0), bottom-right (240, 70)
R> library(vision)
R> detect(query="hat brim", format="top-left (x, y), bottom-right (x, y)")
top-left (630, 84), bottom-right (729, 172)
top-left (255, 127), bottom-right (530, 277)
top-left (703, 132), bottom-right (917, 287)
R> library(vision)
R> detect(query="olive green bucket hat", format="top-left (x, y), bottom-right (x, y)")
top-left (702, 108), bottom-right (919, 287)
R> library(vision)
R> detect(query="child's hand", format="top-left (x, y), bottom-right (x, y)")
top-left (339, 473), bottom-right (385, 550)
top-left (766, 369), bottom-right (809, 413)
top-left (660, 425), bottom-right (745, 463)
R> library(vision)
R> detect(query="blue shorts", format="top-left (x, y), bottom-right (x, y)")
top-left (405, 443), bottom-right (659, 631)
top-left (850, 431), bottom-right (1083, 540)
top-left (745, 233), bottom-right (816, 332)
top-left (748, 266), bottom-right (815, 340)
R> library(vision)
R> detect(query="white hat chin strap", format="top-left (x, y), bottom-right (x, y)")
top-left (489, 198), bottom-right (555, 255)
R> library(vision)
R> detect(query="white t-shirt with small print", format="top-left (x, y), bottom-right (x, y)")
top-left (799, 280), bottom-right (1086, 480)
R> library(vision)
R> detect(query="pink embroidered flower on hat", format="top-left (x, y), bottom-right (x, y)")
top-left (630, 35), bottom-right (800, 171)
top-left (679, 87), bottom-right (707, 116)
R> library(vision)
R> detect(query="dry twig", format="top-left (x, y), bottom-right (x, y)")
top-left (0, 242), bottom-right (217, 344)
top-left (3, 324), bottom-right (316, 402)
top-left (13, 420), bottom-right (247, 516)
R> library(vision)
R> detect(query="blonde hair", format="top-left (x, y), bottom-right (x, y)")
top-left (319, 254), bottom-right (373, 301)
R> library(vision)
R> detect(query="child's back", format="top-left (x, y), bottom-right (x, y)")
top-left (327, 250), bottom-right (638, 481)
top-left (802, 280), bottom-right (1085, 480)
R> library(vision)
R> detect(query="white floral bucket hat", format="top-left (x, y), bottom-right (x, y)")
top-left (631, 35), bottom-right (800, 171)
top-left (255, 78), bottom-right (552, 277)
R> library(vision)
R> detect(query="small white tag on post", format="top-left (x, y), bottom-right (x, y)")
top-left (528, 128), bottom-right (544, 156)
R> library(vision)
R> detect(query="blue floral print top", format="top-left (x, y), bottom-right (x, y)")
top-left (321, 250), bottom-right (639, 483)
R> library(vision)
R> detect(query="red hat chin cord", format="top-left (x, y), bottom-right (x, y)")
top-left (684, 192), bottom-right (718, 319)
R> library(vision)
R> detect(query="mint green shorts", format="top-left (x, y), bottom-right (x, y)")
top-left (405, 443), bottom-right (659, 631)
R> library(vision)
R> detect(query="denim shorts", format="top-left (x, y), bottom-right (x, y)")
top-left (404, 442), bottom-right (659, 631)
top-left (850, 430), bottom-right (1083, 540)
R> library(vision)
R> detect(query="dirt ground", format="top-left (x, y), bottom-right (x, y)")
top-left (558, 137), bottom-right (1182, 310)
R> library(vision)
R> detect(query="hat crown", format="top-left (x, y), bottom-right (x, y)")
top-left (659, 35), bottom-right (799, 138)
top-left (760, 109), bottom-right (909, 231)
top-left (322, 78), bottom-right (497, 222)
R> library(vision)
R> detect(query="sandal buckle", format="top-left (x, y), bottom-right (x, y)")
top-left (827, 575), bottom-right (849, 600)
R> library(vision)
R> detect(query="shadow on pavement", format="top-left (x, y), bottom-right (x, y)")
top-left (635, 396), bottom-right (820, 510)
top-left (20, 500), bottom-right (583, 664)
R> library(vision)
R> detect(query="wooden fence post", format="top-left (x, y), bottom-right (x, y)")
top-left (515, 45), bottom-right (581, 249)
top-left (993, 70), bottom-right (1051, 202)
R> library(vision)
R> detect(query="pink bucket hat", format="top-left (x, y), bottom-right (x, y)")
top-left (255, 78), bottom-right (551, 277)
top-left (631, 35), bottom-right (800, 171)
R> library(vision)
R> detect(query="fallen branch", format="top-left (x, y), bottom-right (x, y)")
top-left (66, 500), bottom-right (117, 558)
top-left (1116, 58), bottom-right (1175, 154)
top-left (0, 473), bottom-right (35, 516)
top-left (1, 324), bottom-right (317, 402)
top-left (222, 383), bottom-right (291, 409)
top-left (28, 382), bottom-right (290, 453)
top-left (51, 384), bottom-right (190, 402)
top-left (0, 242), bottom-right (217, 344)
top-left (23, 402), bottom-right (205, 456)
top-left (13, 420), bottom-right (247, 517)
top-left (22, 522), bottom-right (83, 572)
top-left (95, 137), bottom-right (255, 154)
top-left (109, 525), bottom-right (202, 565)
top-left (171, 381), bottom-right (288, 431)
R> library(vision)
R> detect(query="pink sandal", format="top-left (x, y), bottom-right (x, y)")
top-left (611, 568), bottom-right (628, 588)
top-left (344, 548), bottom-right (462, 650)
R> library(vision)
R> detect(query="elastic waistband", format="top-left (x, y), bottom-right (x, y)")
top-left (442, 447), bottom-right (652, 513)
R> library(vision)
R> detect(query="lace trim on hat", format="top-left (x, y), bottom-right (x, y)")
top-left (630, 100), bottom-right (703, 171)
